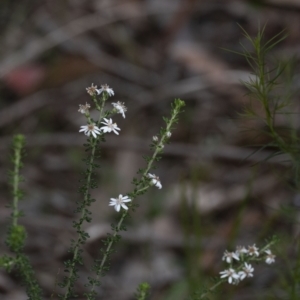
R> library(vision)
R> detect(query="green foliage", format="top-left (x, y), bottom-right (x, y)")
top-left (6, 225), bottom-right (26, 252)
top-left (0, 255), bottom-right (15, 272)
top-left (135, 282), bottom-right (151, 300)
top-left (233, 25), bottom-right (300, 174)
top-left (15, 254), bottom-right (43, 300)
top-left (2, 134), bottom-right (43, 299)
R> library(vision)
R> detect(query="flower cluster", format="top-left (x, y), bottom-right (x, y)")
top-left (220, 244), bottom-right (275, 285)
top-left (86, 83), bottom-right (114, 97)
top-left (80, 84), bottom-right (165, 213)
top-left (79, 84), bottom-right (124, 138)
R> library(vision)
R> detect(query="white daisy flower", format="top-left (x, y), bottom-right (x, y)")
top-left (152, 136), bottom-right (158, 142)
top-left (86, 83), bottom-right (98, 96)
top-left (100, 118), bottom-right (120, 135)
top-left (222, 250), bottom-right (240, 263)
top-left (109, 194), bottom-right (131, 212)
top-left (238, 263), bottom-right (254, 280)
top-left (112, 101), bottom-right (127, 118)
top-left (78, 102), bottom-right (91, 114)
top-left (147, 173), bottom-right (162, 189)
top-left (79, 123), bottom-right (101, 138)
top-left (248, 244), bottom-right (259, 257)
top-left (220, 268), bottom-right (239, 284)
top-left (264, 249), bottom-right (276, 264)
top-left (97, 84), bottom-right (114, 97)
top-left (166, 131), bottom-right (172, 138)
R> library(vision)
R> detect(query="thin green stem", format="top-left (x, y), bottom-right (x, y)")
top-left (87, 99), bottom-right (185, 297)
top-left (199, 280), bottom-right (223, 299)
top-left (63, 139), bottom-right (98, 299)
top-left (12, 138), bottom-right (23, 227)
top-left (138, 109), bottom-right (178, 183)
top-left (253, 36), bottom-right (298, 163)
top-left (87, 139), bottom-right (163, 295)
top-left (62, 101), bottom-right (106, 299)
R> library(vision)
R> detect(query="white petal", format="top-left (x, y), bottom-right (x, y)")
top-left (122, 198), bottom-right (131, 203)
top-left (121, 203), bottom-right (128, 210)
top-left (232, 253), bottom-right (239, 260)
top-left (100, 126), bottom-right (109, 132)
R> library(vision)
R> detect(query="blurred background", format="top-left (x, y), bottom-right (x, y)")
top-left (0, 0), bottom-right (300, 299)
